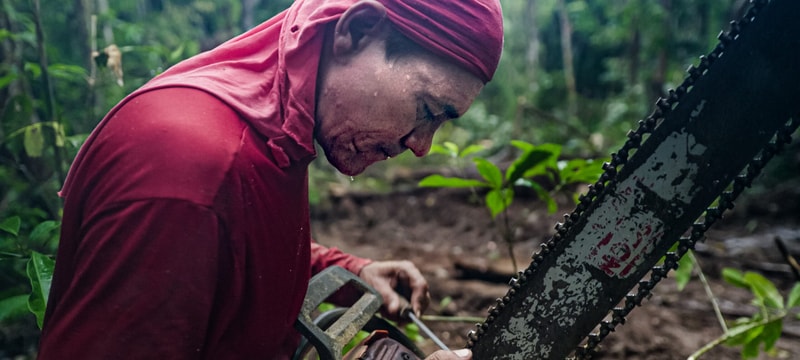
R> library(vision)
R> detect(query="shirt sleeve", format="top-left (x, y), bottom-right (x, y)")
top-left (309, 241), bottom-right (372, 276)
top-left (308, 242), bottom-right (373, 306)
top-left (38, 199), bottom-right (222, 360)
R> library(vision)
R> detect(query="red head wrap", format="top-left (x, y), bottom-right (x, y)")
top-left (382, 0), bottom-right (504, 83)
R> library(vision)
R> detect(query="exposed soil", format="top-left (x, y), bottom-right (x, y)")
top-left (310, 167), bottom-right (800, 360)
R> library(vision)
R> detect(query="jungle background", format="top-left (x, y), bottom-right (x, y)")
top-left (1, 0), bottom-right (799, 359)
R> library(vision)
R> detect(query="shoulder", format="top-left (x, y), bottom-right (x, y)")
top-left (86, 87), bottom-right (250, 204)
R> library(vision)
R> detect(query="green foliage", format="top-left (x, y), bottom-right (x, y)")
top-left (420, 140), bottom-right (605, 271)
top-left (421, 141), bottom-right (604, 217)
top-left (690, 268), bottom-right (800, 359)
top-left (672, 251), bottom-right (694, 291)
top-left (0, 215), bottom-right (60, 333)
top-left (27, 251), bottom-right (55, 329)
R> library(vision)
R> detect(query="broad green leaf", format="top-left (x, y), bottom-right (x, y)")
top-left (428, 144), bottom-right (448, 155)
top-left (52, 122), bottom-right (66, 147)
top-left (0, 72), bottom-right (18, 90)
top-left (506, 149), bottom-right (552, 184)
top-left (27, 252), bottom-right (55, 329)
top-left (0, 216), bottom-right (21, 236)
top-left (743, 272), bottom-right (783, 309)
top-left (428, 144), bottom-right (451, 156)
top-left (559, 158), bottom-right (607, 184)
top-left (0, 294), bottom-right (29, 323)
top-left (418, 175), bottom-right (487, 188)
top-left (674, 253), bottom-right (694, 291)
top-left (741, 333), bottom-right (761, 359)
top-left (29, 220), bottom-right (60, 246)
top-left (47, 63), bottom-right (89, 82)
top-left (443, 142), bottom-right (459, 156)
top-left (510, 139), bottom-right (535, 152)
top-left (725, 320), bottom-right (759, 346)
top-left (788, 283), bottom-right (800, 308)
top-left (24, 123), bottom-right (45, 158)
top-left (169, 43), bottom-right (186, 62)
top-left (24, 62), bottom-right (42, 79)
top-left (760, 318), bottom-right (782, 352)
top-left (722, 268), bottom-right (748, 289)
top-left (486, 188), bottom-right (513, 218)
top-left (459, 144), bottom-right (485, 158)
top-left (474, 158), bottom-right (503, 189)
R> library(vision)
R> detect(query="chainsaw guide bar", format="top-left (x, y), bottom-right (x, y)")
top-left (467, 0), bottom-right (800, 358)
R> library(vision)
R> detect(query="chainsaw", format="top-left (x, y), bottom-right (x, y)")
top-left (295, 0), bottom-right (800, 358)
top-left (468, 0), bottom-right (800, 358)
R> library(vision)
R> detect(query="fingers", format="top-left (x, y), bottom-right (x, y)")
top-left (359, 260), bottom-right (430, 318)
top-left (425, 349), bottom-right (471, 360)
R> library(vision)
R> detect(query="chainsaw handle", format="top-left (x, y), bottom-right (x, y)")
top-left (294, 266), bottom-right (383, 360)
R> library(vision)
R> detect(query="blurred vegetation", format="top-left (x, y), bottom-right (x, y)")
top-left (1, 0), bottom-right (796, 357)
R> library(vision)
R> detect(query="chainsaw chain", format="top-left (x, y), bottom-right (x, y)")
top-left (465, 0), bottom-right (796, 357)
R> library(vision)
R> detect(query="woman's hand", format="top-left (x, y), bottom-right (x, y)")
top-left (358, 260), bottom-right (430, 320)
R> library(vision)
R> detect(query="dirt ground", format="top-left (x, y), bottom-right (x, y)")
top-left (310, 168), bottom-right (800, 360)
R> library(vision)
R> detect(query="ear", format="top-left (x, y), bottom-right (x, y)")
top-left (333, 0), bottom-right (389, 57)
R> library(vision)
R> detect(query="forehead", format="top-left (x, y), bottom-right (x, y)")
top-left (394, 52), bottom-right (484, 114)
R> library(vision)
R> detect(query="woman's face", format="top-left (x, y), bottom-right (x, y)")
top-left (315, 28), bottom-right (483, 176)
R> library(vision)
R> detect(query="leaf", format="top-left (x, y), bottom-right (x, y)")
top-left (428, 143), bottom-right (454, 157)
top-left (506, 149), bottom-right (553, 184)
top-left (0, 294), bottom-right (30, 323)
top-left (47, 64), bottom-right (89, 83)
top-left (559, 158), bottom-right (607, 184)
top-left (722, 268), bottom-right (748, 289)
top-left (24, 62), bottom-right (42, 79)
top-left (760, 319), bottom-right (783, 353)
top-left (486, 188), bottom-right (513, 218)
top-left (459, 144), bottom-right (485, 158)
top-left (24, 123), bottom-right (45, 158)
top-left (27, 252), bottom-right (55, 329)
top-left (52, 122), bottom-right (66, 147)
top-left (0, 71), bottom-right (18, 91)
top-left (28, 220), bottom-right (60, 246)
top-left (743, 272), bottom-right (784, 309)
top-left (725, 320), bottom-right (759, 346)
top-left (674, 253), bottom-right (694, 291)
top-left (443, 142), bottom-right (459, 157)
top-left (788, 283), bottom-right (800, 308)
top-left (0, 216), bottom-right (21, 236)
top-left (741, 334), bottom-right (761, 359)
top-left (418, 175), bottom-right (487, 188)
top-left (474, 158), bottom-right (503, 189)
top-left (518, 144), bottom-right (562, 179)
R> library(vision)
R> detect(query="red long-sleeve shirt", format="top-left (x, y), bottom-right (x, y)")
top-left (39, 87), bottom-right (370, 359)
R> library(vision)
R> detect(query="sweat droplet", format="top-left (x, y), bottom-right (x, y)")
top-left (350, 176), bottom-right (354, 182)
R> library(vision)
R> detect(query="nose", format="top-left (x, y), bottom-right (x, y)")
top-left (403, 126), bottom-right (436, 157)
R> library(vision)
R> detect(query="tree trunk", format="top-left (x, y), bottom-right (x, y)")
top-left (557, 0), bottom-right (578, 122)
top-left (649, 0), bottom-right (671, 100)
top-left (524, 0), bottom-right (540, 84)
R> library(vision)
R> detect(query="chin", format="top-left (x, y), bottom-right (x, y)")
top-left (324, 153), bottom-right (368, 176)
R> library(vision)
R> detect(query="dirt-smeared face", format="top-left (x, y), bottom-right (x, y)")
top-left (314, 15), bottom-right (483, 176)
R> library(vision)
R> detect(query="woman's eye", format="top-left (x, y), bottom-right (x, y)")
top-left (423, 103), bottom-right (436, 121)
